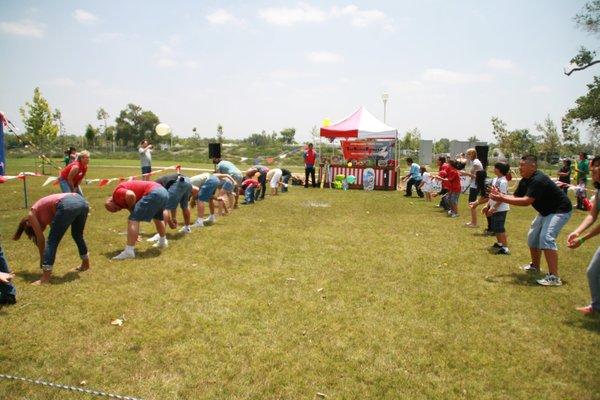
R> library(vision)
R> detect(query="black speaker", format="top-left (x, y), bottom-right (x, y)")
top-left (475, 145), bottom-right (489, 169)
top-left (208, 143), bottom-right (221, 159)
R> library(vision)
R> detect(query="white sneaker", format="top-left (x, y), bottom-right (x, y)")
top-left (152, 238), bottom-right (168, 248)
top-left (112, 250), bottom-right (135, 260)
top-left (146, 233), bottom-right (160, 242)
top-left (203, 217), bottom-right (215, 226)
top-left (179, 226), bottom-right (192, 234)
top-left (191, 220), bottom-right (204, 229)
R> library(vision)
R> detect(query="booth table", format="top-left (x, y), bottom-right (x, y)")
top-left (319, 165), bottom-right (397, 191)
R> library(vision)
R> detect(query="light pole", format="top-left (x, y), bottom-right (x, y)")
top-left (382, 92), bottom-right (389, 123)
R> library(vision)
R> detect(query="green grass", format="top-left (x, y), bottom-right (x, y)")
top-left (0, 158), bottom-right (598, 399)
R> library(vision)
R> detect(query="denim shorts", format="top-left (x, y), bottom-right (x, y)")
top-left (141, 166), bottom-right (152, 176)
top-left (129, 187), bottom-right (168, 222)
top-left (165, 177), bottom-right (192, 210)
top-left (447, 192), bottom-right (460, 206)
top-left (527, 212), bottom-right (572, 250)
top-left (490, 211), bottom-right (508, 234)
top-left (59, 178), bottom-right (83, 196)
top-left (222, 180), bottom-right (234, 193)
top-left (198, 176), bottom-right (219, 202)
top-left (232, 173), bottom-right (243, 185)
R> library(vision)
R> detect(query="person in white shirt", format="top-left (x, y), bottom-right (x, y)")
top-left (138, 139), bottom-right (153, 181)
top-left (266, 168), bottom-right (283, 196)
top-left (418, 166), bottom-right (434, 201)
top-left (483, 162), bottom-right (511, 255)
top-left (461, 148), bottom-right (484, 227)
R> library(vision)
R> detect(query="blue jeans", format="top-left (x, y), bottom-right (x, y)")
top-left (244, 187), bottom-right (255, 203)
top-left (165, 177), bottom-right (192, 210)
top-left (527, 212), bottom-right (572, 251)
top-left (43, 195), bottom-right (89, 271)
top-left (0, 243), bottom-right (16, 299)
top-left (129, 187), bottom-right (169, 222)
top-left (586, 247), bottom-right (600, 311)
top-left (59, 178), bottom-right (83, 197)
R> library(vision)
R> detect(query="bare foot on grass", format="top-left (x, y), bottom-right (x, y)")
top-left (32, 271), bottom-right (52, 285)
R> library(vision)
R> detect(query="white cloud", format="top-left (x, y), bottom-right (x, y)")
top-left (0, 19), bottom-right (45, 38)
top-left (333, 5), bottom-right (394, 30)
top-left (47, 78), bottom-right (76, 87)
top-left (422, 68), bottom-right (493, 84)
top-left (258, 3), bottom-right (327, 26)
top-left (258, 3), bottom-right (394, 30)
top-left (306, 51), bottom-right (343, 64)
top-left (530, 85), bottom-right (552, 93)
top-left (206, 9), bottom-right (244, 26)
top-left (73, 9), bottom-right (99, 24)
top-left (486, 58), bottom-right (516, 71)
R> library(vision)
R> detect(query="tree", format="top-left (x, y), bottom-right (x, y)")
top-left (467, 135), bottom-right (479, 143)
top-left (53, 108), bottom-right (65, 135)
top-left (399, 127), bottom-right (421, 151)
top-left (560, 117), bottom-right (582, 155)
top-left (217, 124), bottom-right (223, 143)
top-left (245, 132), bottom-right (270, 147)
top-left (115, 103), bottom-right (160, 146)
top-left (565, 1), bottom-right (600, 75)
top-left (434, 138), bottom-right (450, 154)
top-left (564, 76), bottom-right (600, 154)
top-left (279, 127), bottom-right (296, 144)
top-left (491, 116), bottom-right (537, 158)
top-left (84, 124), bottom-right (98, 147)
top-left (535, 116), bottom-right (561, 159)
top-left (19, 87), bottom-right (59, 149)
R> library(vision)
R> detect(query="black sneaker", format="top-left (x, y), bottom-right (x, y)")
top-left (0, 294), bottom-right (16, 305)
top-left (496, 247), bottom-right (510, 255)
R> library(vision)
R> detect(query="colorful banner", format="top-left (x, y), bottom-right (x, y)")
top-left (340, 140), bottom-right (395, 167)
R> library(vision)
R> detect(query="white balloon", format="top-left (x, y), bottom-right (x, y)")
top-left (155, 123), bottom-right (171, 136)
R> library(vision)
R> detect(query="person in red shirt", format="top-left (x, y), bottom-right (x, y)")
top-left (13, 193), bottom-right (90, 285)
top-left (59, 150), bottom-right (89, 196)
top-left (104, 180), bottom-right (169, 260)
top-left (431, 156), bottom-right (450, 210)
top-left (303, 143), bottom-right (317, 188)
top-left (437, 160), bottom-right (462, 218)
top-left (241, 176), bottom-right (260, 204)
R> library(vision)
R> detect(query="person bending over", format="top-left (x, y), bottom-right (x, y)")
top-left (105, 180), bottom-right (168, 260)
top-left (14, 193), bottom-right (90, 285)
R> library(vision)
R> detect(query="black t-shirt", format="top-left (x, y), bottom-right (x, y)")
top-left (155, 174), bottom-right (179, 189)
top-left (514, 170), bottom-right (572, 216)
top-left (558, 166), bottom-right (571, 184)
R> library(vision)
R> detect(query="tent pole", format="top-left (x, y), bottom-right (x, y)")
top-left (395, 133), bottom-right (399, 190)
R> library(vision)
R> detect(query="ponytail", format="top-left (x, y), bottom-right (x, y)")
top-left (13, 217), bottom-right (36, 244)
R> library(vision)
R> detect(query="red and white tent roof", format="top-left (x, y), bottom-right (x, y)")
top-left (320, 106), bottom-right (398, 139)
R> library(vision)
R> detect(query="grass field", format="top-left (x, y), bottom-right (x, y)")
top-left (0, 158), bottom-right (599, 399)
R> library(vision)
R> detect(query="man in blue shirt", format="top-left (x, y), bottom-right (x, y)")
top-left (402, 158), bottom-right (424, 197)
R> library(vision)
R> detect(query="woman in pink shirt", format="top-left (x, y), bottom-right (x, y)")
top-left (13, 193), bottom-right (90, 285)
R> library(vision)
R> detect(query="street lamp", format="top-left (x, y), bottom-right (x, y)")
top-left (382, 92), bottom-right (389, 123)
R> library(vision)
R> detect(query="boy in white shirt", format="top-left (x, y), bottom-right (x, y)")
top-left (483, 162), bottom-right (511, 255)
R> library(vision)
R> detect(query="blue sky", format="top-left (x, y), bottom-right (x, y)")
top-left (0, 0), bottom-right (597, 142)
